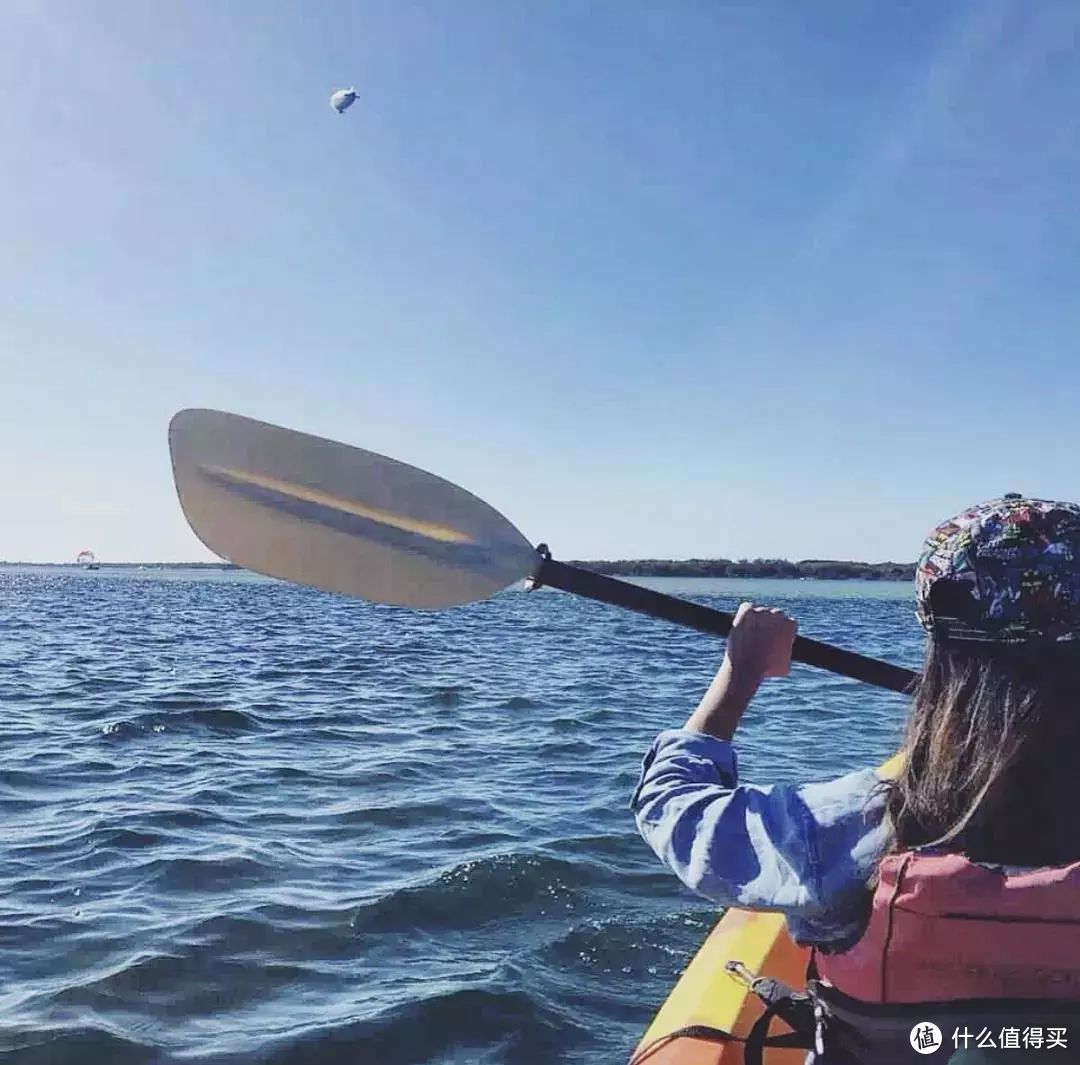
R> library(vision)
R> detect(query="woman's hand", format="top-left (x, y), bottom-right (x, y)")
top-left (723, 602), bottom-right (797, 683)
top-left (684, 602), bottom-right (797, 740)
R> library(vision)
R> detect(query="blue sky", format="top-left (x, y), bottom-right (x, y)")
top-left (3, 0), bottom-right (1079, 563)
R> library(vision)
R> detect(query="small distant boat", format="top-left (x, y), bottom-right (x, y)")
top-left (76, 550), bottom-right (100, 571)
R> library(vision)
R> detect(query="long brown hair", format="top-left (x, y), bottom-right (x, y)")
top-left (886, 638), bottom-right (1080, 866)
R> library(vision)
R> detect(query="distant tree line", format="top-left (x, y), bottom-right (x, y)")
top-left (572, 558), bottom-right (915, 580)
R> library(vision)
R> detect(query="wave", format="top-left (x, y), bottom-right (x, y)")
top-left (351, 853), bottom-right (595, 933)
top-left (0, 1026), bottom-right (160, 1065)
top-left (422, 686), bottom-right (471, 707)
top-left (53, 949), bottom-right (314, 1018)
top-left (100, 707), bottom-right (262, 739)
top-left (499, 695), bottom-right (537, 710)
top-left (334, 796), bottom-right (496, 830)
top-left (144, 855), bottom-right (274, 894)
top-left (239, 987), bottom-right (582, 1065)
top-left (542, 910), bottom-right (714, 978)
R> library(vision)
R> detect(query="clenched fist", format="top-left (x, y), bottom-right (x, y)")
top-left (723, 602), bottom-right (798, 681)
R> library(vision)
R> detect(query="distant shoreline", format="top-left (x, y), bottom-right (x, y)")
top-left (570, 559), bottom-right (915, 580)
top-left (1, 559), bottom-right (915, 580)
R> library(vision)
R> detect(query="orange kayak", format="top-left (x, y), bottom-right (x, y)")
top-left (629, 908), bottom-right (808, 1064)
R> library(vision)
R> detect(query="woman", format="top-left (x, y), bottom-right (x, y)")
top-left (632, 496), bottom-right (1080, 1062)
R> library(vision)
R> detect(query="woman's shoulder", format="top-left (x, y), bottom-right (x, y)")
top-left (782, 767), bottom-right (892, 947)
top-left (792, 765), bottom-right (891, 832)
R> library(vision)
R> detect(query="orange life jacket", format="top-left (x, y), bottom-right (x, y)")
top-left (815, 850), bottom-right (1080, 1003)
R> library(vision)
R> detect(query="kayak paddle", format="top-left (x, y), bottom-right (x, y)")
top-left (168, 409), bottom-right (917, 694)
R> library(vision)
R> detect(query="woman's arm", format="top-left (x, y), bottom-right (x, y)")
top-left (631, 730), bottom-right (887, 944)
top-left (632, 603), bottom-right (887, 944)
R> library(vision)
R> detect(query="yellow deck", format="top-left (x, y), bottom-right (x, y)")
top-left (630, 909), bottom-right (808, 1065)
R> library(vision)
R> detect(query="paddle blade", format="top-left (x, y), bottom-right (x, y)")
top-left (168, 409), bottom-right (540, 608)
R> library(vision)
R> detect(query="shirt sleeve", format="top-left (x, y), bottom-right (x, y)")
top-left (631, 729), bottom-right (890, 946)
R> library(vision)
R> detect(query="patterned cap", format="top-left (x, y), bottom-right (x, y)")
top-left (916, 495), bottom-right (1080, 643)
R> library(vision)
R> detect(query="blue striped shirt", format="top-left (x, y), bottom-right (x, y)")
top-left (631, 729), bottom-right (892, 951)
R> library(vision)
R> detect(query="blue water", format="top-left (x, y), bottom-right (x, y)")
top-left (0, 570), bottom-right (924, 1064)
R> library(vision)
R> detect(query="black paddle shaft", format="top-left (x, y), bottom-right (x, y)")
top-left (531, 556), bottom-right (917, 695)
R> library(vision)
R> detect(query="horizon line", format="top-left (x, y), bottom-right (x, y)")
top-left (0, 557), bottom-right (918, 568)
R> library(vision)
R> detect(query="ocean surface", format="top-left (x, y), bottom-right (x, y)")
top-left (0, 569), bottom-right (924, 1064)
